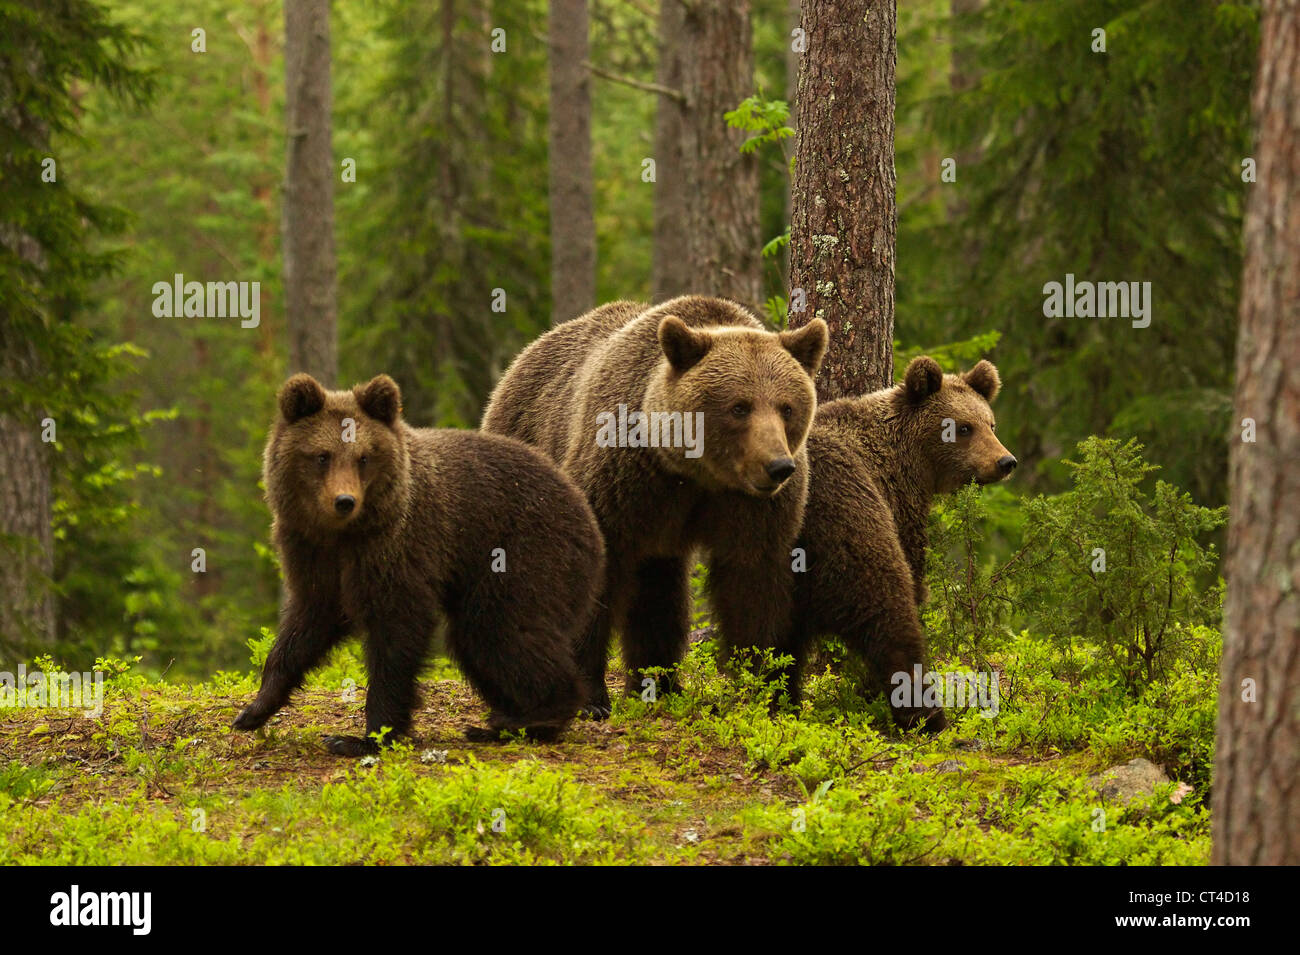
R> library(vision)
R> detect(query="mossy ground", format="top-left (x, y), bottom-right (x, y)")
top-left (0, 640), bottom-right (1212, 865)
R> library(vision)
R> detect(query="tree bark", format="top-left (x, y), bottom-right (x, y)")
top-left (0, 336), bottom-right (54, 647)
top-left (1213, 0), bottom-right (1300, 866)
top-left (782, 0), bottom-right (800, 287)
top-left (548, 0), bottom-right (596, 323)
top-left (787, 0), bottom-right (897, 399)
top-left (283, 0), bottom-right (337, 385)
top-left (651, 0), bottom-right (689, 302)
top-left (653, 0), bottom-right (760, 307)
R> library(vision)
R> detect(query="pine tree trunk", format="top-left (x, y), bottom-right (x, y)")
top-left (782, 0), bottom-right (800, 288)
top-left (0, 353), bottom-right (54, 647)
top-left (283, 0), bottom-right (337, 385)
top-left (651, 0), bottom-right (688, 302)
top-left (1213, 0), bottom-right (1300, 866)
top-left (787, 0), bottom-right (897, 399)
top-left (653, 0), bottom-right (760, 308)
top-left (548, 0), bottom-right (596, 323)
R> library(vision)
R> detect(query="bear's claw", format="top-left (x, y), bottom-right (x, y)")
top-left (324, 734), bottom-right (379, 757)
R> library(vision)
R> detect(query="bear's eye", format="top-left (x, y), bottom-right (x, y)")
top-left (316, 452), bottom-right (330, 466)
top-left (359, 454), bottom-right (368, 467)
top-left (958, 424), bottom-right (972, 437)
top-left (780, 404), bottom-right (794, 420)
top-left (990, 422), bottom-right (996, 433)
top-left (730, 403), bottom-right (751, 419)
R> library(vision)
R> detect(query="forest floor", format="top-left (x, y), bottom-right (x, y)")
top-left (0, 641), bottom-right (1212, 865)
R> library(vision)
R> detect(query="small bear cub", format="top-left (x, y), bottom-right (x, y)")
top-left (233, 373), bottom-right (605, 755)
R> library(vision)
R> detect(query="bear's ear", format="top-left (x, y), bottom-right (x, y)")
top-left (779, 318), bottom-right (828, 376)
top-left (354, 374), bottom-right (402, 425)
top-left (903, 356), bottom-right (944, 403)
top-left (278, 374), bottom-right (327, 423)
top-left (963, 360), bottom-right (1001, 402)
top-left (659, 316), bottom-right (713, 373)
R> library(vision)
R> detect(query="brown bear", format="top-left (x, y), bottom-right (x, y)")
top-left (482, 295), bottom-right (828, 715)
top-left (233, 373), bottom-right (605, 755)
top-left (788, 356), bottom-right (1015, 730)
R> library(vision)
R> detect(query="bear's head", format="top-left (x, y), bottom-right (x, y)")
top-left (646, 310), bottom-right (828, 497)
top-left (264, 373), bottom-right (410, 537)
top-left (898, 356), bottom-right (1016, 493)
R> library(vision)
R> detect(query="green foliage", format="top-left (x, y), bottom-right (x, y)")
top-left (724, 94), bottom-right (795, 165)
top-left (726, 91), bottom-right (795, 323)
top-left (340, 0), bottom-right (552, 427)
top-left (896, 0), bottom-right (1256, 506)
top-left (1016, 438), bottom-right (1225, 692)
top-left (0, 0), bottom-right (168, 659)
top-left (927, 437), bottom-right (1225, 694)
top-left (893, 330), bottom-right (1002, 381)
top-left (925, 481), bottom-right (1026, 664)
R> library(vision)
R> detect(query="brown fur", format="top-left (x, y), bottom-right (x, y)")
top-left (233, 374), bottom-right (605, 755)
top-left (482, 296), bottom-right (827, 713)
top-left (790, 357), bottom-right (1015, 730)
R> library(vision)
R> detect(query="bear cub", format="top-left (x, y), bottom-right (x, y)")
top-left (789, 357), bottom-right (1015, 731)
top-left (233, 373), bottom-right (605, 755)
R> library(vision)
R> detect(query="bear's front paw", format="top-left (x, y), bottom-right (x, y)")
top-left (576, 702), bottom-right (611, 721)
top-left (893, 706), bottom-right (948, 734)
top-left (232, 703), bottom-right (272, 731)
top-left (324, 734), bottom-right (379, 757)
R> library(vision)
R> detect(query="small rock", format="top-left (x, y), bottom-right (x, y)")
top-left (954, 738), bottom-right (988, 752)
top-left (683, 829), bottom-right (700, 844)
top-left (933, 759), bottom-right (966, 774)
top-left (1089, 757), bottom-right (1169, 805)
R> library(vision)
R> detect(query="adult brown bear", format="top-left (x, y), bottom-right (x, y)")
top-left (483, 296), bottom-right (827, 716)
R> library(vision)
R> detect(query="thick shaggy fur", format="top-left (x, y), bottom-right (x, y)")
top-left (790, 357), bottom-right (1015, 730)
top-left (233, 374), bottom-right (605, 755)
top-left (483, 295), bottom-right (827, 714)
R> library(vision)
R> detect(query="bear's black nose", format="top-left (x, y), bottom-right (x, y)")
top-left (766, 457), bottom-right (797, 483)
top-left (998, 455), bottom-right (1017, 476)
top-left (334, 494), bottom-right (356, 515)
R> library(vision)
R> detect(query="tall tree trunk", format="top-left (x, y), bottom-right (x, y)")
top-left (0, 58), bottom-right (55, 646)
top-left (653, 0), bottom-right (760, 307)
top-left (1213, 0), bottom-right (1300, 866)
top-left (0, 336), bottom-right (54, 648)
top-left (548, 0), bottom-right (595, 323)
top-left (651, 0), bottom-right (688, 302)
top-left (786, 0), bottom-right (897, 399)
top-left (782, 0), bottom-right (799, 288)
top-left (283, 0), bottom-right (337, 385)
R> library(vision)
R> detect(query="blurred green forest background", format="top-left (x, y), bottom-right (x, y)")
top-left (1, 0), bottom-right (1256, 674)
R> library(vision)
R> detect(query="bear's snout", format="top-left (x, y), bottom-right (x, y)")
top-left (334, 494), bottom-right (356, 515)
top-left (997, 455), bottom-right (1017, 477)
top-left (766, 457), bottom-right (797, 484)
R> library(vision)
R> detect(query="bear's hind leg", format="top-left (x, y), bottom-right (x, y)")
top-left (448, 614), bottom-right (584, 743)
